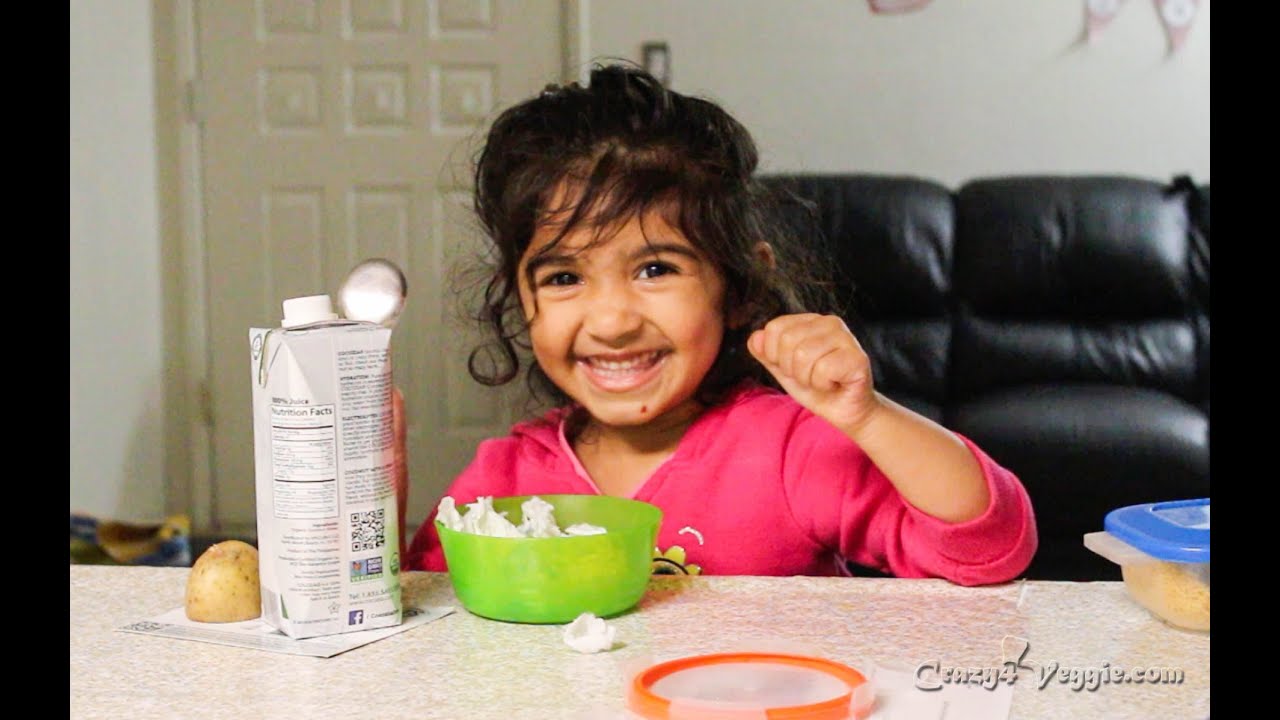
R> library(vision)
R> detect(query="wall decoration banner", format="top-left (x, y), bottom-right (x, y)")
top-left (1155, 0), bottom-right (1200, 54)
top-left (868, 0), bottom-right (934, 14)
top-left (1085, 0), bottom-right (1127, 43)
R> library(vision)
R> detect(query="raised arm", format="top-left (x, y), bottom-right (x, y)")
top-left (748, 314), bottom-right (989, 523)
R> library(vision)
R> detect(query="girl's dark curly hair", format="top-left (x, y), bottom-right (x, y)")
top-left (467, 62), bottom-right (834, 408)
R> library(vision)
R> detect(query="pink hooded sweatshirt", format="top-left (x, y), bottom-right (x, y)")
top-left (406, 384), bottom-right (1037, 585)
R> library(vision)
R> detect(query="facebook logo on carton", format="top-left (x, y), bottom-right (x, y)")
top-left (348, 609), bottom-right (364, 626)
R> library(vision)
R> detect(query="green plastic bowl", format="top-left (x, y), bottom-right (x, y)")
top-left (436, 494), bottom-right (662, 624)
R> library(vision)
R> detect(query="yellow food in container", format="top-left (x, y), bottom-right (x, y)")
top-left (1084, 498), bottom-right (1209, 632)
top-left (1120, 561), bottom-right (1209, 632)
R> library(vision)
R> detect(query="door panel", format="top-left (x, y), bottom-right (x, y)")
top-left (197, 0), bottom-right (562, 534)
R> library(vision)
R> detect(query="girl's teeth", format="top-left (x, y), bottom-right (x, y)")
top-left (589, 352), bottom-right (657, 370)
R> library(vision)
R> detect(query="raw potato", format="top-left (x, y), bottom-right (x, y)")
top-left (185, 540), bottom-right (262, 623)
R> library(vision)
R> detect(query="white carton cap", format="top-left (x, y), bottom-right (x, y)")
top-left (282, 294), bottom-right (339, 328)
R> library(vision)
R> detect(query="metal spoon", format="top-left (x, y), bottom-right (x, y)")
top-left (338, 258), bottom-right (408, 328)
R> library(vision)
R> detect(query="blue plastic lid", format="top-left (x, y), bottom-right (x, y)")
top-left (1104, 498), bottom-right (1209, 563)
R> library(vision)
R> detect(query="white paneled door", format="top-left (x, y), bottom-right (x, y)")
top-left (195, 0), bottom-right (564, 536)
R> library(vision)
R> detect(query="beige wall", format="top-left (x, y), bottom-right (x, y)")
top-left (587, 0), bottom-right (1210, 185)
top-left (70, 0), bottom-right (166, 520)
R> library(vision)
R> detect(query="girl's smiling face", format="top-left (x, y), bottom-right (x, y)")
top-left (517, 204), bottom-right (727, 432)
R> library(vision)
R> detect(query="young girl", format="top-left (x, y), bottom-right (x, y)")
top-left (401, 63), bottom-right (1036, 585)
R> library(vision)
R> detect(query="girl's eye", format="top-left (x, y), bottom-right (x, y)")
top-left (638, 262), bottom-right (676, 280)
top-left (540, 272), bottom-right (579, 287)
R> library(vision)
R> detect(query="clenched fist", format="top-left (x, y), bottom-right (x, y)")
top-left (747, 313), bottom-right (882, 437)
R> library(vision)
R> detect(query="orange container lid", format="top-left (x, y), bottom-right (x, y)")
top-left (627, 652), bottom-right (873, 719)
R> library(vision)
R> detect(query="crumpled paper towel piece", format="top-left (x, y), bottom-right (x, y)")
top-left (563, 612), bottom-right (616, 653)
top-left (436, 496), bottom-right (606, 538)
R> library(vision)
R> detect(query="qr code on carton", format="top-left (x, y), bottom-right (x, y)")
top-left (350, 509), bottom-right (385, 552)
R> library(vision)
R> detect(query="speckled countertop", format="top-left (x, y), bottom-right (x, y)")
top-left (70, 567), bottom-right (1208, 719)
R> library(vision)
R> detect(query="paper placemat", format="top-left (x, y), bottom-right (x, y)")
top-left (865, 662), bottom-right (1013, 720)
top-left (118, 604), bottom-right (455, 658)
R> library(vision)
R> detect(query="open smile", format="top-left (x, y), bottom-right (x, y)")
top-left (576, 350), bottom-right (669, 392)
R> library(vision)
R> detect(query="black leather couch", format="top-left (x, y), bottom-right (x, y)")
top-left (762, 174), bottom-right (1210, 581)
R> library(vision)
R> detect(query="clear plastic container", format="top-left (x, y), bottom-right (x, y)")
top-left (1084, 498), bottom-right (1209, 632)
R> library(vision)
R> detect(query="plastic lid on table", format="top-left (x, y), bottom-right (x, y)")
top-left (1103, 497), bottom-right (1210, 563)
top-left (627, 652), bottom-right (874, 719)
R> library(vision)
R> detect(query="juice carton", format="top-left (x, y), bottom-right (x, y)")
top-left (249, 294), bottom-right (402, 639)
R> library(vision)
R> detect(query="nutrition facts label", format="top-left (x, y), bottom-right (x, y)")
top-left (270, 403), bottom-right (338, 519)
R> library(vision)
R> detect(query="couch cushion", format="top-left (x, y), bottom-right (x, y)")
top-left (950, 176), bottom-right (1201, 405)
top-left (953, 177), bottom-right (1194, 318)
top-left (764, 175), bottom-right (955, 405)
top-left (951, 314), bottom-right (1198, 401)
top-left (948, 384), bottom-right (1209, 580)
top-left (859, 319), bottom-right (949, 417)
